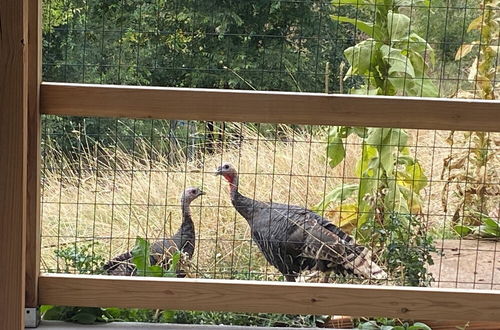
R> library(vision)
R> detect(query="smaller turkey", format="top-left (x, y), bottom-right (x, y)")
top-left (216, 162), bottom-right (387, 282)
top-left (103, 186), bottom-right (204, 276)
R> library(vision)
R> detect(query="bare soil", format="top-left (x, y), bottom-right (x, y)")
top-left (429, 239), bottom-right (500, 290)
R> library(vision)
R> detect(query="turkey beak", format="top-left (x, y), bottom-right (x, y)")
top-left (214, 167), bottom-right (222, 176)
top-left (199, 190), bottom-right (206, 196)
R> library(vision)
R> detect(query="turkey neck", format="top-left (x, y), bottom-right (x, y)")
top-left (177, 197), bottom-right (195, 236)
top-left (227, 172), bottom-right (239, 199)
top-left (228, 172), bottom-right (256, 226)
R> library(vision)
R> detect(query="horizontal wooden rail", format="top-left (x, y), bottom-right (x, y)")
top-left (39, 274), bottom-right (500, 321)
top-left (41, 82), bottom-right (500, 132)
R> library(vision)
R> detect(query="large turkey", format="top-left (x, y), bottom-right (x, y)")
top-left (103, 186), bottom-right (204, 276)
top-left (216, 163), bottom-right (387, 282)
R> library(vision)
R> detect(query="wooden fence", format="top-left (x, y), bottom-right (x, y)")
top-left (1, 0), bottom-right (500, 328)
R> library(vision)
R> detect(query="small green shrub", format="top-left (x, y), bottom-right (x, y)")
top-left (372, 214), bottom-right (436, 287)
top-left (43, 237), bottom-right (327, 326)
top-left (455, 212), bottom-right (500, 239)
top-left (52, 242), bottom-right (105, 274)
top-left (357, 318), bottom-right (431, 330)
top-left (173, 311), bottom-right (327, 328)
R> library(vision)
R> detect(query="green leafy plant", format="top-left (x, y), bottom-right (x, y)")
top-left (317, 127), bottom-right (428, 237)
top-left (173, 311), bottom-right (327, 327)
top-left (53, 242), bottom-right (105, 274)
top-left (43, 237), bottom-right (184, 324)
top-left (43, 242), bottom-right (111, 324)
top-left (332, 0), bottom-right (438, 97)
top-left (41, 305), bottom-right (114, 325)
top-left (377, 214), bottom-right (436, 286)
top-left (130, 237), bottom-right (182, 277)
top-left (317, 0), bottom-right (436, 287)
top-left (357, 318), bottom-right (431, 330)
top-left (455, 212), bottom-right (500, 239)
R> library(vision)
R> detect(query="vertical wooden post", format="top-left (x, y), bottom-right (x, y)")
top-left (26, 0), bottom-right (42, 309)
top-left (0, 0), bottom-right (29, 329)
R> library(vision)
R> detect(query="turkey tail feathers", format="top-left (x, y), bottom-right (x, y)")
top-left (349, 249), bottom-right (387, 280)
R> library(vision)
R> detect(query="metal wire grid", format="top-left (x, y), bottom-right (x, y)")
top-left (42, 0), bottom-right (499, 97)
top-left (39, 116), bottom-right (500, 289)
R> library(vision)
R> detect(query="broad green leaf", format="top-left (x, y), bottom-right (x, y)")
top-left (388, 76), bottom-right (410, 94)
top-left (366, 127), bottom-right (391, 145)
top-left (40, 305), bottom-right (54, 315)
top-left (406, 163), bottom-right (428, 193)
top-left (356, 144), bottom-right (378, 177)
top-left (396, 33), bottom-right (431, 55)
top-left (131, 237), bottom-right (151, 276)
top-left (412, 77), bottom-right (439, 97)
top-left (356, 201), bottom-right (373, 229)
top-left (332, 16), bottom-right (384, 39)
top-left (388, 128), bottom-right (409, 149)
top-left (380, 45), bottom-right (416, 77)
top-left (327, 134), bottom-right (346, 168)
top-left (385, 184), bottom-right (410, 214)
top-left (408, 51), bottom-right (426, 77)
top-left (408, 322), bottom-right (432, 330)
top-left (314, 184), bottom-right (359, 212)
top-left (148, 265), bottom-right (164, 277)
top-left (167, 251), bottom-right (182, 275)
top-left (399, 185), bottom-right (424, 213)
top-left (454, 225), bottom-right (472, 237)
top-left (358, 176), bottom-right (376, 202)
top-left (327, 203), bottom-right (359, 229)
top-left (481, 214), bottom-right (500, 235)
top-left (481, 226), bottom-right (500, 237)
top-left (379, 144), bottom-right (394, 175)
top-left (396, 34), bottom-right (436, 69)
top-left (344, 39), bottom-right (380, 75)
top-left (42, 306), bottom-right (65, 320)
top-left (387, 11), bottom-right (411, 40)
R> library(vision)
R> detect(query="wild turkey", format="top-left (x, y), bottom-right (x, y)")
top-left (104, 186), bottom-right (204, 276)
top-left (216, 163), bottom-right (387, 282)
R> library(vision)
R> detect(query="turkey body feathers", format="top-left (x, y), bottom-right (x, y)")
top-left (217, 162), bottom-right (386, 282)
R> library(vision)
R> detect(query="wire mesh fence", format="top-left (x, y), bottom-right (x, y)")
top-left (42, 0), bottom-right (499, 97)
top-left (40, 0), bottom-right (499, 293)
top-left (39, 117), bottom-right (500, 290)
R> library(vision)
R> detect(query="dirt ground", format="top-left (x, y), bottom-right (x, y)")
top-left (428, 239), bottom-right (500, 290)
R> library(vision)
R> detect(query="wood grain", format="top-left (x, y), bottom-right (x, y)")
top-left (41, 83), bottom-right (500, 132)
top-left (39, 274), bottom-right (500, 322)
top-left (0, 0), bottom-right (28, 328)
top-left (25, 0), bottom-right (41, 309)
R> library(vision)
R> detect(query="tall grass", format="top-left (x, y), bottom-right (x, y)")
top-left (40, 122), bottom-right (500, 281)
top-left (41, 124), bottom-right (358, 279)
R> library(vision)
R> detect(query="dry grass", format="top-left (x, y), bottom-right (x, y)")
top-left (41, 125), bottom-right (358, 278)
top-left (40, 123), bottom-right (499, 280)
